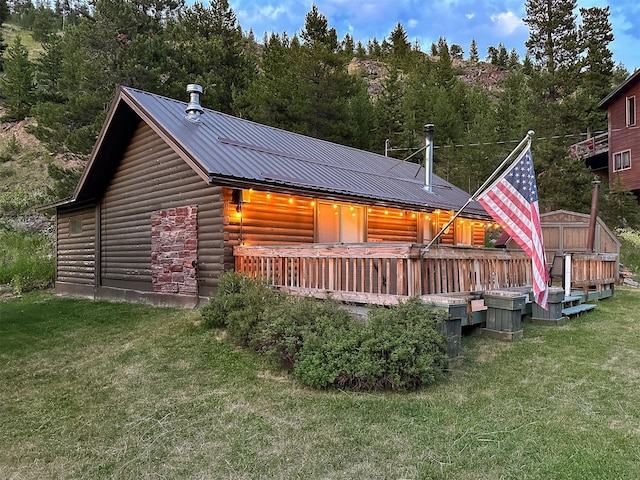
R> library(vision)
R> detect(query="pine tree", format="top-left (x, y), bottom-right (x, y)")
top-left (34, 35), bottom-right (64, 102)
top-left (300, 4), bottom-right (336, 50)
top-left (508, 48), bottom-right (520, 68)
top-left (341, 33), bottom-right (355, 57)
top-left (233, 33), bottom-right (294, 129)
top-left (578, 6), bottom-right (614, 130)
top-left (389, 22), bottom-right (410, 60)
top-left (450, 44), bottom-right (463, 60)
top-left (167, 0), bottom-right (254, 113)
top-left (296, 5), bottom-right (362, 142)
top-left (435, 38), bottom-right (453, 87)
top-left (524, 0), bottom-right (579, 75)
top-left (600, 177), bottom-right (640, 229)
top-left (372, 65), bottom-right (406, 157)
top-left (469, 38), bottom-right (479, 62)
top-left (237, 5), bottom-right (367, 146)
top-left (0, 36), bottom-right (34, 121)
top-left (368, 38), bottom-right (382, 58)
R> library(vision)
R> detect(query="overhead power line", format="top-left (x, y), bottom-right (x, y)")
top-left (385, 129), bottom-right (623, 155)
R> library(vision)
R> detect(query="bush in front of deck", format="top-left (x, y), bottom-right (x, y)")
top-left (202, 272), bottom-right (448, 391)
top-left (295, 298), bottom-right (448, 390)
top-left (200, 271), bottom-right (278, 344)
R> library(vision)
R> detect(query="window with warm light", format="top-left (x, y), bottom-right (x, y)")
top-left (455, 220), bottom-right (473, 245)
top-left (422, 215), bottom-right (433, 242)
top-left (317, 202), bottom-right (364, 243)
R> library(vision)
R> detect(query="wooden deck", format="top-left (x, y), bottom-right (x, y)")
top-left (234, 243), bottom-right (533, 305)
top-left (234, 243), bottom-right (618, 307)
top-left (569, 132), bottom-right (608, 159)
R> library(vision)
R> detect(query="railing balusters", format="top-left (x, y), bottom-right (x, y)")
top-left (233, 244), bottom-right (616, 300)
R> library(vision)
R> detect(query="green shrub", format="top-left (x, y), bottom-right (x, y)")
top-left (200, 271), bottom-right (277, 345)
top-left (0, 231), bottom-right (55, 293)
top-left (252, 295), bottom-right (353, 369)
top-left (618, 229), bottom-right (640, 276)
top-left (0, 188), bottom-right (49, 216)
top-left (202, 273), bottom-right (449, 391)
top-left (294, 297), bottom-right (448, 390)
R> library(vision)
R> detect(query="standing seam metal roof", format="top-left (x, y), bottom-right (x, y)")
top-left (114, 86), bottom-right (487, 216)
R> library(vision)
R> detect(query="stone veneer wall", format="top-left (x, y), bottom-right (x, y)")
top-left (151, 205), bottom-right (198, 295)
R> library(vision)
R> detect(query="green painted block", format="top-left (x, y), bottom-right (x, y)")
top-left (547, 287), bottom-right (565, 304)
top-left (437, 318), bottom-right (462, 360)
top-left (486, 307), bottom-right (521, 332)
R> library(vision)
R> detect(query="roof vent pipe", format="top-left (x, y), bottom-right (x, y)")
top-left (185, 84), bottom-right (204, 123)
top-left (423, 124), bottom-right (434, 192)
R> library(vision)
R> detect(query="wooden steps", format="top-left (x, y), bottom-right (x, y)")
top-left (562, 303), bottom-right (596, 317)
top-left (562, 293), bottom-right (596, 318)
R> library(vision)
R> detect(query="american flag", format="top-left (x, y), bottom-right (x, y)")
top-left (477, 147), bottom-right (549, 309)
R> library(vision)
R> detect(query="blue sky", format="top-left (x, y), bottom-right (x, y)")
top-left (228, 0), bottom-right (640, 72)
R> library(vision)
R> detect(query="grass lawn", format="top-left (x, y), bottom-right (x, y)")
top-left (2, 289), bottom-right (640, 479)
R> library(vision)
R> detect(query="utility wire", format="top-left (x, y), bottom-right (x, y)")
top-left (385, 128), bottom-right (631, 154)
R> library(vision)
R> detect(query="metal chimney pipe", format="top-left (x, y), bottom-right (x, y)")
top-left (185, 84), bottom-right (204, 123)
top-left (423, 124), bottom-right (434, 192)
top-left (585, 179), bottom-right (601, 253)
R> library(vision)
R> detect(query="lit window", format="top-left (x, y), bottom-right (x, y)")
top-left (613, 150), bottom-right (631, 172)
top-left (317, 202), bottom-right (364, 243)
top-left (455, 221), bottom-right (473, 245)
top-left (422, 216), bottom-right (433, 242)
top-left (627, 96), bottom-right (636, 127)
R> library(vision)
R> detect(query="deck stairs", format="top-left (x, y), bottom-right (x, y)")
top-left (562, 292), bottom-right (596, 318)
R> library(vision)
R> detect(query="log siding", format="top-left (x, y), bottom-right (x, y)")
top-left (56, 206), bottom-right (97, 294)
top-left (100, 121), bottom-right (224, 297)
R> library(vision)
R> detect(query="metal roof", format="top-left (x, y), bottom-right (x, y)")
top-left (74, 86), bottom-right (488, 217)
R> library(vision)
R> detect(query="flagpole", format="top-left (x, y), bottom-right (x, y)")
top-left (422, 130), bottom-right (534, 253)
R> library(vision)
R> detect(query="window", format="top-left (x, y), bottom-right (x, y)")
top-left (455, 220), bottom-right (473, 246)
top-left (317, 202), bottom-right (364, 243)
top-left (421, 215), bottom-right (434, 243)
top-left (69, 216), bottom-right (83, 235)
top-left (613, 150), bottom-right (631, 172)
top-left (627, 96), bottom-right (636, 127)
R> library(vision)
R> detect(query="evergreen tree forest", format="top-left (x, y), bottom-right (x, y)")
top-left (0, 0), bottom-right (638, 229)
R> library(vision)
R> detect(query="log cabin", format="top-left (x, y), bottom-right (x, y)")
top-left (53, 84), bottom-right (521, 306)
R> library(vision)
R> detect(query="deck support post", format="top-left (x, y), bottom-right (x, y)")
top-left (423, 295), bottom-right (468, 365)
top-left (531, 286), bottom-right (567, 326)
top-left (482, 291), bottom-right (526, 341)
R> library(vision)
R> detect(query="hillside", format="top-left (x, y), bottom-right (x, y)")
top-left (0, 107), bottom-right (85, 232)
top-left (0, 112), bottom-right (50, 203)
top-left (348, 57), bottom-right (508, 98)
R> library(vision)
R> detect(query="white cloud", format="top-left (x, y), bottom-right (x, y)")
top-left (258, 5), bottom-right (288, 20)
top-left (408, 19), bottom-right (418, 28)
top-left (490, 11), bottom-right (525, 36)
top-left (466, 13), bottom-right (475, 20)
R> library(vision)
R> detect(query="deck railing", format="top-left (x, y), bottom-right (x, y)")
top-left (569, 132), bottom-right (608, 159)
top-left (570, 253), bottom-right (618, 294)
top-left (235, 244), bottom-right (619, 304)
top-left (234, 243), bottom-right (533, 304)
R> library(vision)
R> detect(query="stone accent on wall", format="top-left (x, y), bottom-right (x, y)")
top-left (151, 206), bottom-right (198, 295)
